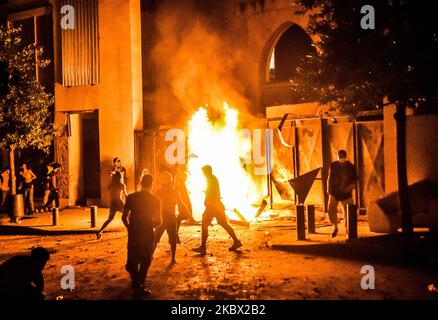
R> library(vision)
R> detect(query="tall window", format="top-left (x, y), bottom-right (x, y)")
top-left (267, 24), bottom-right (314, 83)
top-left (61, 0), bottom-right (99, 86)
top-left (7, 6), bottom-right (54, 91)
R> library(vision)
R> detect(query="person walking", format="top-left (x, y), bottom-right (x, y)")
top-left (42, 163), bottom-right (61, 211)
top-left (122, 174), bottom-right (161, 299)
top-left (0, 168), bottom-right (10, 213)
top-left (174, 165), bottom-right (196, 225)
top-left (192, 165), bottom-right (242, 255)
top-left (327, 149), bottom-right (357, 237)
top-left (97, 171), bottom-right (127, 239)
top-left (154, 170), bottom-right (190, 265)
top-left (20, 163), bottom-right (37, 215)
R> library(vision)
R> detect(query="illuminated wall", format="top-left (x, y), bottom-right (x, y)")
top-left (53, 0), bottom-right (143, 206)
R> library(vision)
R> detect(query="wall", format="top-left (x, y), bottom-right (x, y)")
top-left (54, 0), bottom-right (143, 206)
top-left (406, 114), bottom-right (438, 183)
top-left (4, 0), bottom-right (316, 206)
top-left (140, 0), bottom-right (315, 125)
top-left (384, 105), bottom-right (438, 195)
top-left (227, 0), bottom-right (315, 114)
top-left (266, 103), bottom-right (319, 119)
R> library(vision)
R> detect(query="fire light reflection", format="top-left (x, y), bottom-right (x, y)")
top-left (186, 103), bottom-right (265, 222)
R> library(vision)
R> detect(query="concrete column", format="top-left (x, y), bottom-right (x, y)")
top-left (90, 206), bottom-right (98, 228)
top-left (52, 207), bottom-right (59, 226)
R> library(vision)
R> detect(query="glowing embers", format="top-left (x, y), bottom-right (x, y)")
top-left (186, 103), bottom-right (262, 222)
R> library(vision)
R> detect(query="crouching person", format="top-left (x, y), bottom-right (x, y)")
top-left (0, 247), bottom-right (50, 300)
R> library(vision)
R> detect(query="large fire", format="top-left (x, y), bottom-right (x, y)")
top-left (186, 103), bottom-right (265, 222)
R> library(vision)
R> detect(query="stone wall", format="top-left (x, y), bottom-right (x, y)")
top-left (406, 114), bottom-right (438, 184)
top-left (384, 105), bottom-right (438, 194)
top-left (54, 0), bottom-right (143, 206)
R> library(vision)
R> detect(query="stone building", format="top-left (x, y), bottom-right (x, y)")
top-left (1, 0), bottom-right (317, 207)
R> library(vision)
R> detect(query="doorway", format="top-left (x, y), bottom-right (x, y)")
top-left (68, 110), bottom-right (101, 205)
top-left (82, 112), bottom-right (101, 200)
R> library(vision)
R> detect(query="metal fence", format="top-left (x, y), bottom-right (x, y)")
top-left (268, 115), bottom-right (384, 211)
top-left (134, 114), bottom-right (384, 212)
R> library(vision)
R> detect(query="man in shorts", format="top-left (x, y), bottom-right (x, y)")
top-left (327, 149), bottom-right (357, 237)
top-left (192, 165), bottom-right (242, 255)
top-left (97, 171), bottom-right (127, 239)
top-left (154, 170), bottom-right (189, 264)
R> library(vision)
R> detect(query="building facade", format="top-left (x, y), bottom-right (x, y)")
top-left (1, 0), bottom-right (316, 207)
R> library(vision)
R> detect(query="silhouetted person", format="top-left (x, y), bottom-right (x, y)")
top-left (174, 165), bottom-right (196, 226)
top-left (154, 171), bottom-right (190, 264)
top-left (97, 171), bottom-right (127, 239)
top-left (327, 149), bottom-right (357, 237)
top-left (42, 164), bottom-right (51, 210)
top-left (20, 163), bottom-right (37, 215)
top-left (159, 164), bottom-right (195, 242)
top-left (137, 168), bottom-right (151, 191)
top-left (42, 162), bottom-right (61, 211)
top-left (122, 174), bottom-right (161, 299)
top-left (0, 247), bottom-right (50, 300)
top-left (111, 157), bottom-right (127, 185)
top-left (0, 168), bottom-right (10, 213)
top-left (192, 165), bottom-right (242, 255)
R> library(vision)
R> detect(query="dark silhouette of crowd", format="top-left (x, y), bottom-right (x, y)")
top-left (0, 159), bottom-right (243, 300)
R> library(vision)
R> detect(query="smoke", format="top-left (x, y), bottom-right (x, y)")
top-left (150, 1), bottom-right (254, 126)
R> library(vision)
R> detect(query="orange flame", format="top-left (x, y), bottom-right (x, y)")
top-left (186, 103), bottom-right (264, 221)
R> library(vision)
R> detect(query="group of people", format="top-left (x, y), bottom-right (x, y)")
top-left (0, 162), bottom-right (61, 218)
top-left (0, 164), bottom-right (37, 215)
top-left (97, 157), bottom-right (243, 298)
top-left (0, 151), bottom-right (355, 300)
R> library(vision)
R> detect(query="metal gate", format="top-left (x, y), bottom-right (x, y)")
top-left (356, 121), bottom-right (385, 209)
top-left (134, 129), bottom-right (162, 186)
top-left (136, 115), bottom-right (385, 212)
top-left (269, 115), bottom-right (384, 211)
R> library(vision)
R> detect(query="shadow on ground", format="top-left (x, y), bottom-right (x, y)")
top-left (271, 232), bottom-right (438, 272)
top-left (0, 225), bottom-right (97, 236)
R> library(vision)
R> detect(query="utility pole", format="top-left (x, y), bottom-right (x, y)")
top-left (395, 104), bottom-right (413, 236)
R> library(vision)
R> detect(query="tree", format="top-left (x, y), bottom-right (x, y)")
top-left (0, 25), bottom-right (55, 200)
top-left (293, 0), bottom-right (438, 235)
top-left (292, 0), bottom-right (438, 114)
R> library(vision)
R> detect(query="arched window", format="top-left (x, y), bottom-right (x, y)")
top-left (267, 24), bottom-right (314, 83)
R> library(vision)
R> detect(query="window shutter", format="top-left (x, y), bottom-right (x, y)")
top-left (61, 0), bottom-right (99, 86)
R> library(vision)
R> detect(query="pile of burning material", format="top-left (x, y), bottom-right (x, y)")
top-left (185, 103), bottom-right (267, 224)
top-left (182, 104), bottom-right (322, 225)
